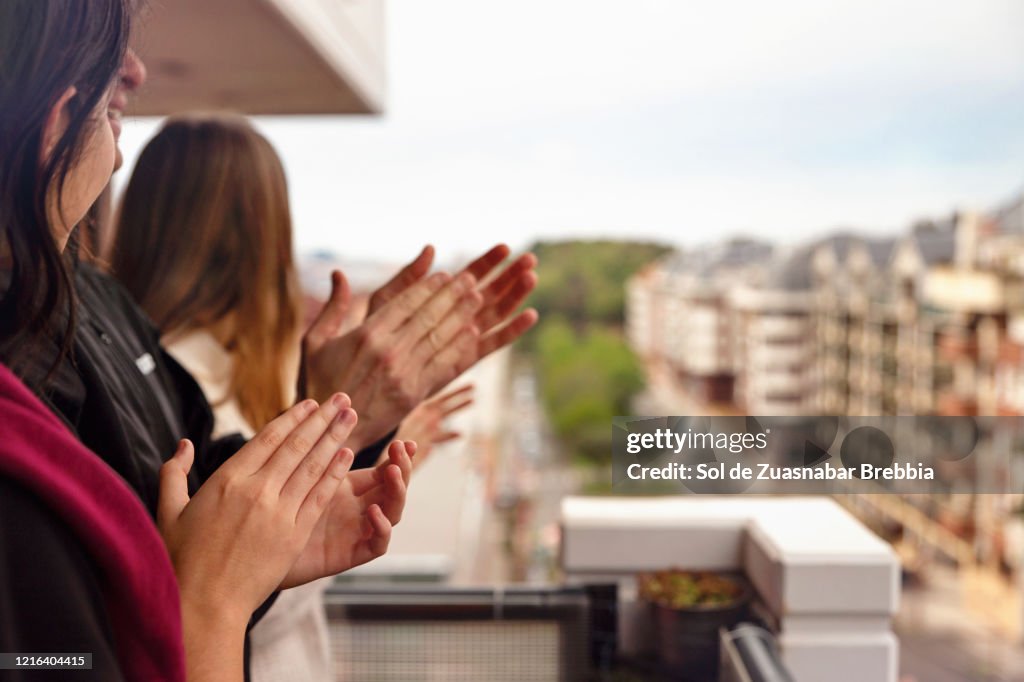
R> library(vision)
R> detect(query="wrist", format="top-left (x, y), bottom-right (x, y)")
top-left (180, 590), bottom-right (250, 635)
top-left (179, 594), bottom-right (247, 682)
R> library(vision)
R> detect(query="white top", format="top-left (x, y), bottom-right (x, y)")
top-left (164, 329), bottom-right (332, 682)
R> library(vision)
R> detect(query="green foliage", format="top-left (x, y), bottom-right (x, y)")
top-left (522, 240), bottom-right (670, 467)
top-left (638, 570), bottom-right (746, 608)
top-left (528, 240), bottom-right (671, 329)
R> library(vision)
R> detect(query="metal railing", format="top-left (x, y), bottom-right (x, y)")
top-left (325, 584), bottom-right (796, 681)
top-left (325, 585), bottom-right (591, 681)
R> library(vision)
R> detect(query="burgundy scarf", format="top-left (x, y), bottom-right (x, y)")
top-left (0, 364), bottom-right (186, 681)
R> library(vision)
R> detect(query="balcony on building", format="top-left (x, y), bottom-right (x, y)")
top-left (130, 0), bottom-right (385, 116)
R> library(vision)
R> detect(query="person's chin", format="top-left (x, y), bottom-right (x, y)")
top-left (113, 146), bottom-right (124, 172)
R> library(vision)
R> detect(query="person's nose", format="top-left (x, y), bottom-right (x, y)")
top-left (121, 48), bottom-right (148, 92)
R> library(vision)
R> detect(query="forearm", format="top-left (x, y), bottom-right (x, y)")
top-left (180, 599), bottom-right (247, 682)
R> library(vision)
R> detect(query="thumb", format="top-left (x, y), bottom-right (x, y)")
top-left (306, 270), bottom-right (351, 347)
top-left (158, 439), bottom-right (195, 534)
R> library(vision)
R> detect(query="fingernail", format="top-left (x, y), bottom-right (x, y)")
top-left (332, 393), bottom-right (348, 408)
top-left (338, 408), bottom-right (357, 425)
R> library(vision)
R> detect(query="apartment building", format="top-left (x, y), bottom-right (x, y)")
top-left (812, 234), bottom-right (900, 414)
top-left (997, 314), bottom-right (1024, 414)
top-left (730, 249), bottom-right (816, 414)
top-left (627, 194), bottom-right (1023, 419)
top-left (625, 240), bottom-right (773, 407)
top-left (625, 265), bottom-right (666, 361)
top-left (887, 222), bottom-right (958, 415)
top-left (923, 203), bottom-right (1024, 417)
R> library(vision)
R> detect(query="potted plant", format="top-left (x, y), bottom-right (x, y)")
top-left (637, 569), bottom-right (752, 680)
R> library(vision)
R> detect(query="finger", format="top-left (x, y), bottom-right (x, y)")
top-left (305, 271), bottom-right (351, 348)
top-left (280, 402), bottom-right (359, 506)
top-left (461, 244), bottom-right (510, 281)
top-left (392, 272), bottom-right (479, 359)
top-left (365, 464), bottom-right (407, 525)
top-left (476, 270), bottom-right (538, 332)
top-left (367, 271), bottom-right (451, 333)
top-left (368, 245), bottom-right (435, 315)
top-left (157, 439), bottom-right (195, 533)
top-left (434, 384), bottom-right (475, 410)
top-left (361, 504), bottom-right (393, 558)
top-left (386, 440), bottom-right (414, 485)
top-left (236, 399), bottom-right (320, 472)
top-left (403, 440), bottom-right (418, 458)
top-left (479, 252), bottom-right (536, 302)
top-left (443, 398), bottom-right (474, 417)
top-left (422, 325), bottom-right (480, 394)
top-left (478, 308), bottom-right (538, 359)
top-left (355, 459), bottom-right (405, 506)
top-left (435, 384), bottom-right (474, 405)
top-left (404, 287), bottom-right (482, 368)
top-left (435, 430), bottom-right (461, 444)
top-left (295, 448), bottom-right (355, 532)
top-left (260, 394), bottom-right (352, 486)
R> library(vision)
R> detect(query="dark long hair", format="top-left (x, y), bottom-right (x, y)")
top-left (0, 0), bottom-right (131, 382)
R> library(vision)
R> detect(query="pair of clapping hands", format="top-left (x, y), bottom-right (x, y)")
top-left (301, 243), bottom-right (538, 452)
top-left (159, 244), bottom-right (537, 624)
top-left (157, 395), bottom-right (407, 680)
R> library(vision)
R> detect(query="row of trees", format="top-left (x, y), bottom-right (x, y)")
top-left (522, 240), bottom-right (669, 466)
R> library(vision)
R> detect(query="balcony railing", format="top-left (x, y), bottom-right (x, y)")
top-left (325, 585), bottom-right (592, 681)
top-left (324, 583), bottom-right (797, 681)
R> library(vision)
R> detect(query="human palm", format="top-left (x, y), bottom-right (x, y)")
top-left (281, 441), bottom-right (414, 588)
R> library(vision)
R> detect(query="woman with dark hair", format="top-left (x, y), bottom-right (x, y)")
top-left (0, 0), bottom-right (130, 374)
top-left (0, 1), bottom-right (410, 679)
top-left (112, 113), bottom-right (476, 681)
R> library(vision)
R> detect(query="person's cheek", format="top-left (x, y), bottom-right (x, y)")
top-left (87, 120), bottom-right (117, 201)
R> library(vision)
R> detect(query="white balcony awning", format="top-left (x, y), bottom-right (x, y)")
top-left (130, 0), bottom-right (386, 116)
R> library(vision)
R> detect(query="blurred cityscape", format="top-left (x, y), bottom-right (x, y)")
top-left (626, 193), bottom-right (1024, 419)
top-left (622, 191), bottom-right (1024, 680)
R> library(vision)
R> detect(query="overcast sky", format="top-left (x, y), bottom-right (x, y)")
top-left (117, 0), bottom-right (1024, 263)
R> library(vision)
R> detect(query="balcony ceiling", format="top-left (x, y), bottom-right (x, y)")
top-left (130, 0), bottom-right (385, 116)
